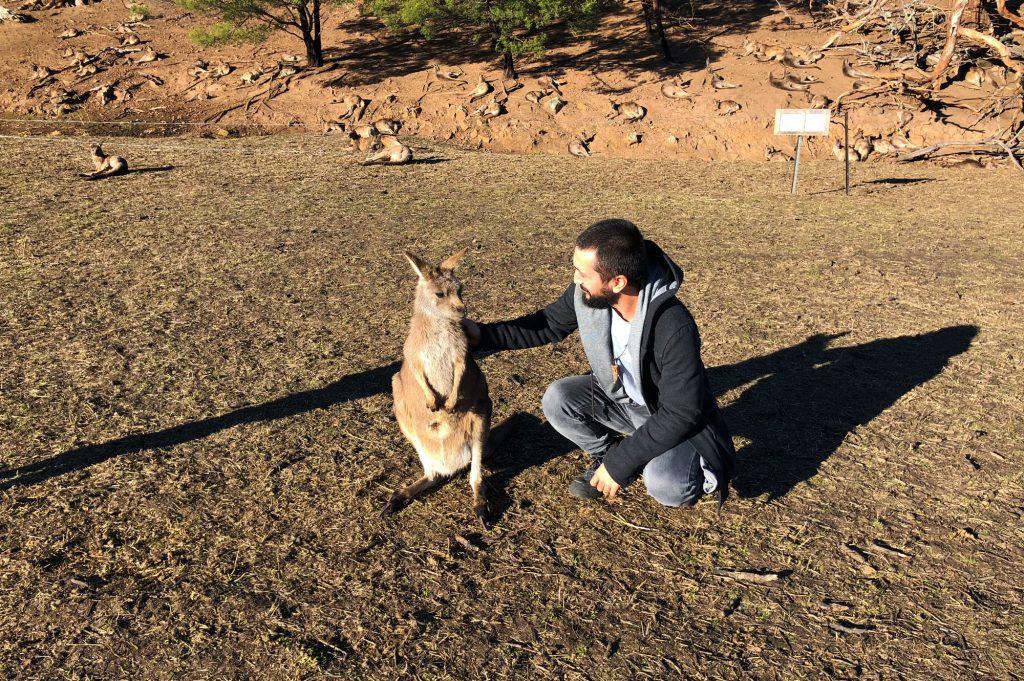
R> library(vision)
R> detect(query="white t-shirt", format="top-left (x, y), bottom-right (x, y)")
top-left (611, 311), bottom-right (646, 406)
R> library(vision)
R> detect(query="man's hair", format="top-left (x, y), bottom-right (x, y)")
top-left (575, 219), bottom-right (647, 287)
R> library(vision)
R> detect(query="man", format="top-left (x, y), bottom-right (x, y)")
top-left (463, 219), bottom-right (736, 507)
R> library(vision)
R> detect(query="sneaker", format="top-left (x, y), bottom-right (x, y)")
top-left (568, 459), bottom-right (604, 500)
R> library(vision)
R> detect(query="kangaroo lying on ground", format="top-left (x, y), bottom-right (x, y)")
top-left (80, 143), bottom-right (128, 180)
top-left (382, 248), bottom-right (494, 527)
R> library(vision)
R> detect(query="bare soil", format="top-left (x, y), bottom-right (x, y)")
top-left (1, 134), bottom-right (1023, 678)
top-left (1, 0), bottom-right (1019, 161)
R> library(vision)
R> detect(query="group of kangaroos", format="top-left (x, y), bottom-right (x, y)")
top-left (76, 132), bottom-right (410, 181)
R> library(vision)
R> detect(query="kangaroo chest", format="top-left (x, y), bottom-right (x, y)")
top-left (409, 320), bottom-right (466, 396)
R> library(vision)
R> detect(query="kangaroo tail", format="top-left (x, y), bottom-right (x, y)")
top-left (484, 413), bottom-right (524, 462)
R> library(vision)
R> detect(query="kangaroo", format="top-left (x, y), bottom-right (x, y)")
top-left (467, 74), bottom-right (492, 102)
top-left (609, 101), bottom-right (646, 122)
top-left (782, 50), bottom-right (821, 70)
top-left (361, 136), bottom-right (413, 165)
top-left (80, 143), bottom-right (128, 180)
top-left (842, 59), bottom-right (876, 80)
top-left (769, 72), bottom-right (810, 92)
top-left (661, 81), bottom-right (694, 99)
top-left (852, 130), bottom-right (872, 161)
top-left (433, 65), bottom-right (467, 84)
top-left (808, 93), bottom-right (832, 109)
top-left (474, 98), bottom-right (504, 120)
top-left (383, 249), bottom-right (493, 527)
top-left (536, 75), bottom-right (564, 95)
top-left (568, 137), bottom-right (591, 157)
top-left (754, 45), bottom-right (787, 62)
top-left (715, 99), bottom-right (742, 115)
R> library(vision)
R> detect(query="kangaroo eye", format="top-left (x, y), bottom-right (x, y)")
top-left (435, 291), bottom-right (445, 298)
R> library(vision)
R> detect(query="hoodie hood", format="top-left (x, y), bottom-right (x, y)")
top-left (574, 240), bottom-right (684, 402)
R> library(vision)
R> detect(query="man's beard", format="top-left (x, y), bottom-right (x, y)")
top-left (581, 284), bottom-right (620, 310)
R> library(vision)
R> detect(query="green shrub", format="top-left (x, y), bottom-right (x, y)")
top-left (187, 21), bottom-right (269, 47)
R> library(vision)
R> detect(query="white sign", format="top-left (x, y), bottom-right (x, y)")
top-left (774, 109), bottom-right (831, 136)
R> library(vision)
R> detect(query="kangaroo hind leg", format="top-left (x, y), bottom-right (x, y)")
top-left (469, 433), bottom-right (490, 529)
top-left (380, 474), bottom-right (442, 518)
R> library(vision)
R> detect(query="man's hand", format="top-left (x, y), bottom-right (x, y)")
top-left (590, 464), bottom-right (621, 499)
top-left (461, 318), bottom-right (481, 347)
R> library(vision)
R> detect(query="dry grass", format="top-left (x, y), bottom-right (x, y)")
top-left (1, 133), bottom-right (1023, 679)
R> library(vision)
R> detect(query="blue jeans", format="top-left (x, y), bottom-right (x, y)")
top-left (541, 375), bottom-right (705, 507)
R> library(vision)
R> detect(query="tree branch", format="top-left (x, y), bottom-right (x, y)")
top-left (923, 0), bottom-right (969, 83)
top-left (959, 26), bottom-right (1023, 75)
top-left (821, 0), bottom-right (883, 49)
top-left (995, 0), bottom-right (1024, 30)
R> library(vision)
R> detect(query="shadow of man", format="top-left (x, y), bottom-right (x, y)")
top-left (709, 325), bottom-right (979, 500)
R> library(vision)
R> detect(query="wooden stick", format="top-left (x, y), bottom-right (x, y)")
top-left (996, 0), bottom-right (1024, 30)
top-left (821, 0), bottom-right (883, 49)
top-left (959, 27), bottom-right (1024, 75)
top-left (921, 0), bottom-right (970, 83)
top-left (897, 130), bottom-right (1024, 172)
top-left (994, 139), bottom-right (1023, 171)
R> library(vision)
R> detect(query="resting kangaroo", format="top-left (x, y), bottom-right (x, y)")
top-left (383, 249), bottom-right (493, 527)
top-left (81, 143), bottom-right (128, 180)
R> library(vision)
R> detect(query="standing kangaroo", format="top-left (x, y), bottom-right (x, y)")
top-left (81, 143), bottom-right (128, 180)
top-left (382, 248), bottom-right (493, 527)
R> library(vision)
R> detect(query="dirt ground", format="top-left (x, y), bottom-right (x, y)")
top-left (2, 0), bottom-right (1020, 162)
top-left (1, 134), bottom-right (1023, 679)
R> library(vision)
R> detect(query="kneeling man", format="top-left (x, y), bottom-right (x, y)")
top-left (464, 219), bottom-right (736, 506)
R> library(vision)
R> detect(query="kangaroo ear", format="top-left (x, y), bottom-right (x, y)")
top-left (439, 247), bottom-right (468, 272)
top-left (404, 251), bottom-right (431, 279)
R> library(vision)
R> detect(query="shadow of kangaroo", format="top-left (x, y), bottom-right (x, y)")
top-left (382, 248), bottom-right (495, 528)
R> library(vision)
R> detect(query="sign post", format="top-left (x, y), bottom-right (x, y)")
top-left (774, 108), bottom-right (831, 194)
top-left (844, 109), bottom-right (850, 196)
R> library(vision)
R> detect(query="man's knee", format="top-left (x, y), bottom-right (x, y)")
top-left (643, 449), bottom-right (702, 508)
top-left (541, 376), bottom-right (588, 427)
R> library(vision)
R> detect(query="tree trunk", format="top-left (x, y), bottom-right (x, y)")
top-left (502, 50), bottom-right (517, 80)
top-left (651, 0), bottom-right (673, 62)
top-left (641, 0), bottom-right (655, 34)
top-left (298, 0), bottom-right (324, 67)
top-left (304, 33), bottom-right (323, 67)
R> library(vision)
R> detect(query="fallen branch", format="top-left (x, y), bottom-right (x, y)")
top-left (996, 0), bottom-right (1024, 30)
top-left (898, 129), bottom-right (1024, 171)
top-left (959, 26), bottom-right (1024, 75)
top-left (922, 0), bottom-right (970, 83)
top-left (898, 139), bottom-right (995, 161)
top-left (204, 83), bottom-right (274, 124)
top-left (821, 0), bottom-right (884, 49)
top-left (993, 138), bottom-right (1023, 170)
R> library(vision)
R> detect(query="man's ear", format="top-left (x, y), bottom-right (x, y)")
top-left (439, 247), bottom-right (468, 272)
top-left (609, 275), bottom-right (629, 294)
top-left (404, 251), bottom-right (432, 279)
